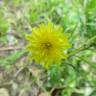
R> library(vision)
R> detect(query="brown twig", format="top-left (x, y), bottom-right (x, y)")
top-left (0, 46), bottom-right (23, 51)
top-left (14, 66), bottom-right (26, 78)
top-left (0, 82), bottom-right (12, 88)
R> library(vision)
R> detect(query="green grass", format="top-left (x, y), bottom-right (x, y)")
top-left (0, 0), bottom-right (96, 96)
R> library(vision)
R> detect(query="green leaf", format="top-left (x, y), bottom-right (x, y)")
top-left (0, 8), bottom-right (8, 34)
top-left (0, 49), bottom-right (26, 69)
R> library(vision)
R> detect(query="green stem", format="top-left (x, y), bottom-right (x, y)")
top-left (85, 35), bottom-right (96, 44)
top-left (76, 56), bottom-right (96, 68)
top-left (68, 35), bottom-right (96, 57)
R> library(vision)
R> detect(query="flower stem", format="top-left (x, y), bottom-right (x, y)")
top-left (68, 35), bottom-right (96, 57)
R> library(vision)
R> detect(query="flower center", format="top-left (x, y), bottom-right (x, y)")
top-left (43, 42), bottom-right (52, 50)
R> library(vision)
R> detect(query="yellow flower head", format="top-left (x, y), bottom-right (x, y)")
top-left (27, 22), bottom-right (71, 68)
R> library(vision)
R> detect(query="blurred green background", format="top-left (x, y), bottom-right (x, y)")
top-left (0, 0), bottom-right (96, 96)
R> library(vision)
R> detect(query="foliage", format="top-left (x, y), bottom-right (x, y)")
top-left (0, 0), bottom-right (96, 96)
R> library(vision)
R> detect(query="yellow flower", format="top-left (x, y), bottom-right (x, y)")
top-left (27, 22), bottom-right (71, 68)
